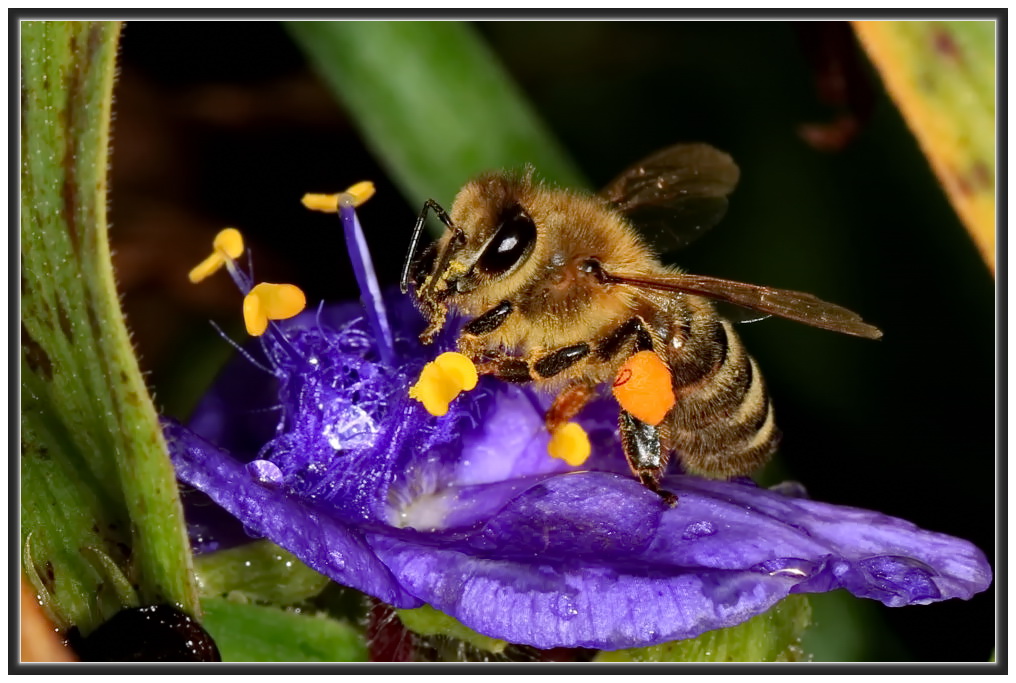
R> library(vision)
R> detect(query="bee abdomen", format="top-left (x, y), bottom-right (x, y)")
top-left (665, 318), bottom-right (780, 478)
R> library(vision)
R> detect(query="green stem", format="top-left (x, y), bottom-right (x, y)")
top-left (21, 20), bottom-right (199, 633)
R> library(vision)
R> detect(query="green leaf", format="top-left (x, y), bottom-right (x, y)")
top-left (595, 595), bottom-right (812, 662)
top-left (397, 604), bottom-right (508, 655)
top-left (285, 21), bottom-right (587, 212)
top-left (200, 597), bottom-right (368, 662)
top-left (20, 20), bottom-right (199, 633)
top-left (194, 540), bottom-right (331, 605)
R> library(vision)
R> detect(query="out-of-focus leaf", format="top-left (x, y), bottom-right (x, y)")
top-left (285, 21), bottom-right (587, 214)
top-left (200, 597), bottom-right (368, 662)
top-left (194, 540), bottom-right (331, 605)
top-left (397, 604), bottom-right (508, 655)
top-left (801, 590), bottom-right (905, 661)
top-left (853, 20), bottom-right (995, 273)
top-left (594, 595), bottom-right (812, 662)
top-left (20, 20), bottom-right (199, 634)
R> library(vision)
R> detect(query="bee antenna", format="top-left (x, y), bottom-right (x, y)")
top-left (401, 199), bottom-right (455, 294)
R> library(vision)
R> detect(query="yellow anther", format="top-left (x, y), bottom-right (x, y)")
top-left (344, 181), bottom-right (376, 206)
top-left (547, 422), bottom-right (591, 467)
top-left (189, 228), bottom-right (245, 283)
top-left (301, 181), bottom-right (376, 213)
top-left (242, 283), bottom-right (307, 337)
top-left (409, 352), bottom-right (479, 416)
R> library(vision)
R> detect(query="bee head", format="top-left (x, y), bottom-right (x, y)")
top-left (408, 172), bottom-right (540, 310)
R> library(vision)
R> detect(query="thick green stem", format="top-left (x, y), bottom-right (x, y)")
top-left (21, 20), bottom-right (199, 633)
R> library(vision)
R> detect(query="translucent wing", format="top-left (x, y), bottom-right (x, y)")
top-left (600, 143), bottom-right (740, 254)
top-left (602, 271), bottom-right (882, 340)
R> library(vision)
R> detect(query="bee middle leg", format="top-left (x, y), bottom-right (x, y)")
top-left (545, 382), bottom-right (597, 433)
top-left (472, 342), bottom-right (592, 384)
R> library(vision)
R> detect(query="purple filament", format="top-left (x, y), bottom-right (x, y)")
top-left (339, 198), bottom-right (395, 364)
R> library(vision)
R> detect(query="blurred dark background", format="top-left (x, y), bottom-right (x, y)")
top-left (109, 20), bottom-right (995, 662)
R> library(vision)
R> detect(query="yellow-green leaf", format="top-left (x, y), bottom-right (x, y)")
top-left (595, 595), bottom-right (812, 662)
top-left (853, 20), bottom-right (996, 272)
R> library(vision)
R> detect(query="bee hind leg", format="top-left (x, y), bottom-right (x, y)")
top-left (619, 410), bottom-right (677, 506)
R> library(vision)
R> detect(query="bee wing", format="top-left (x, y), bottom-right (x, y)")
top-left (601, 143), bottom-right (740, 254)
top-left (604, 271), bottom-right (883, 340)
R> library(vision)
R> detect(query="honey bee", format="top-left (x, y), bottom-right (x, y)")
top-left (401, 143), bottom-right (881, 502)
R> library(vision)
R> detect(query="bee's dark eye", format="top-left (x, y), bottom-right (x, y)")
top-left (477, 203), bottom-right (536, 276)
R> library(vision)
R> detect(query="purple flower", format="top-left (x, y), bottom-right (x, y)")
top-left (165, 201), bottom-right (991, 651)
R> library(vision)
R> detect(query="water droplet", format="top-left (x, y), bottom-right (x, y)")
top-left (241, 525), bottom-right (263, 540)
top-left (768, 480), bottom-right (810, 499)
top-left (858, 555), bottom-right (940, 603)
top-left (246, 460), bottom-right (283, 487)
top-left (552, 594), bottom-right (579, 620)
top-left (322, 404), bottom-right (377, 451)
top-left (750, 557), bottom-right (818, 579)
top-left (682, 520), bottom-right (717, 540)
top-left (328, 550), bottom-right (346, 570)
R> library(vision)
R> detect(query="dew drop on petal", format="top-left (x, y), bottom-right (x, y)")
top-left (246, 459), bottom-right (284, 487)
top-left (682, 520), bottom-right (717, 540)
top-left (552, 594), bottom-right (579, 620)
top-left (858, 555), bottom-right (941, 603)
top-left (328, 550), bottom-right (346, 570)
top-left (749, 557), bottom-right (819, 579)
top-left (242, 525), bottom-right (264, 540)
top-left (321, 403), bottom-right (378, 451)
top-left (768, 480), bottom-right (810, 499)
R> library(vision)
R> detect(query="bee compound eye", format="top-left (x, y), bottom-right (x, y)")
top-left (477, 203), bottom-right (536, 277)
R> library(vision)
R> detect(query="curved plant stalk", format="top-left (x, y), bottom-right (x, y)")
top-left (21, 20), bottom-right (199, 635)
top-left (853, 20), bottom-right (996, 273)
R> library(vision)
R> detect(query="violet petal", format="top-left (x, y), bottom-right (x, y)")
top-left (164, 419), bottom-right (422, 609)
top-left (368, 473), bottom-right (991, 649)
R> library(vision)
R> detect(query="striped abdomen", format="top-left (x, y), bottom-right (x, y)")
top-left (658, 296), bottom-right (780, 478)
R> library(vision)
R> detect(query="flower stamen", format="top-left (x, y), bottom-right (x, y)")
top-left (302, 181), bottom-right (376, 213)
top-left (243, 282), bottom-right (307, 337)
top-left (409, 352), bottom-right (478, 416)
top-left (547, 422), bottom-right (591, 466)
top-left (188, 228), bottom-right (245, 283)
top-left (303, 181), bottom-right (394, 364)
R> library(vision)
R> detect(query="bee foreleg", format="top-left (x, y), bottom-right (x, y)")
top-left (402, 199), bottom-right (457, 294)
top-left (418, 299), bottom-right (449, 345)
top-left (462, 300), bottom-right (513, 337)
top-left (619, 410), bottom-right (677, 506)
